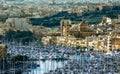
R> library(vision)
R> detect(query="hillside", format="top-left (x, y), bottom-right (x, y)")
top-left (29, 5), bottom-right (120, 27)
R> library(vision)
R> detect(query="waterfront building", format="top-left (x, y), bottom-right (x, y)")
top-left (113, 37), bottom-right (120, 50)
top-left (107, 32), bottom-right (112, 52)
top-left (42, 17), bottom-right (120, 52)
top-left (112, 16), bottom-right (120, 29)
top-left (0, 43), bottom-right (7, 60)
top-left (42, 36), bottom-right (52, 45)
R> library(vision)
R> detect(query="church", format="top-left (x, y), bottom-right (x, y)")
top-left (60, 19), bottom-right (96, 38)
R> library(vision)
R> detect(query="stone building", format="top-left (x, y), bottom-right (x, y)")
top-left (0, 43), bottom-right (7, 60)
top-left (61, 20), bottom-right (96, 38)
top-left (60, 19), bottom-right (71, 37)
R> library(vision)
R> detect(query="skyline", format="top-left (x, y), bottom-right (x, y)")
top-left (1, 0), bottom-right (120, 4)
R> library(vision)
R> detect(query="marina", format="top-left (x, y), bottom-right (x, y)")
top-left (0, 42), bottom-right (120, 74)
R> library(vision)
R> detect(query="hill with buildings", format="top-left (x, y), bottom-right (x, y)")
top-left (30, 5), bottom-right (120, 27)
top-left (1, 0), bottom-right (120, 4)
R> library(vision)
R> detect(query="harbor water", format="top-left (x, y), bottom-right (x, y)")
top-left (24, 55), bottom-right (92, 74)
top-left (22, 60), bottom-right (67, 74)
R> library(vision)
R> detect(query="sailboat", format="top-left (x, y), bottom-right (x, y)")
top-left (105, 51), bottom-right (113, 56)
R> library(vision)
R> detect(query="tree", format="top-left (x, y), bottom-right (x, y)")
top-left (5, 30), bottom-right (36, 44)
top-left (76, 46), bottom-right (81, 49)
top-left (11, 55), bottom-right (29, 62)
top-left (90, 48), bottom-right (94, 51)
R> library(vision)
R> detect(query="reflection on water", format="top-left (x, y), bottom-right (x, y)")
top-left (70, 55), bottom-right (93, 61)
top-left (26, 60), bottom-right (67, 74)
top-left (24, 55), bottom-right (92, 74)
